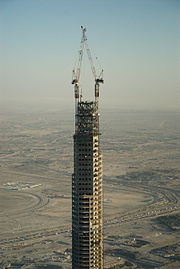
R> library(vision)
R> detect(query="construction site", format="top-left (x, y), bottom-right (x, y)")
top-left (72, 27), bottom-right (104, 269)
top-left (0, 27), bottom-right (180, 269)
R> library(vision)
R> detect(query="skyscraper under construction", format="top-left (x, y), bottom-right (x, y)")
top-left (72, 27), bottom-right (104, 269)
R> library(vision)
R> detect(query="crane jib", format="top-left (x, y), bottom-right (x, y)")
top-left (72, 26), bottom-right (104, 88)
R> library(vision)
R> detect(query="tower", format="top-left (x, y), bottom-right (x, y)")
top-left (72, 27), bottom-right (104, 269)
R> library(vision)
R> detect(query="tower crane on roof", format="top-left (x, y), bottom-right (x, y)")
top-left (72, 26), bottom-right (86, 86)
top-left (72, 26), bottom-right (104, 104)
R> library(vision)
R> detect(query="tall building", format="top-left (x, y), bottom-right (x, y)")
top-left (72, 27), bottom-right (104, 269)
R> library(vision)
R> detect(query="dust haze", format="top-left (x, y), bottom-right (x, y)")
top-left (0, 106), bottom-right (180, 268)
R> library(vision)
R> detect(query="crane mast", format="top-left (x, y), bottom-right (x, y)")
top-left (72, 26), bottom-right (86, 86)
top-left (72, 26), bottom-right (104, 107)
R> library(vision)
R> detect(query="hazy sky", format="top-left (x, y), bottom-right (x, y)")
top-left (0, 0), bottom-right (180, 110)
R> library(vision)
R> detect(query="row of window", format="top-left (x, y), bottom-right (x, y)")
top-left (78, 155), bottom-right (91, 159)
top-left (79, 172), bottom-right (91, 176)
top-left (77, 143), bottom-right (91, 147)
top-left (74, 181), bottom-right (101, 185)
top-left (78, 183), bottom-right (91, 186)
top-left (78, 162), bottom-right (91, 166)
top-left (78, 158), bottom-right (91, 161)
top-left (75, 178), bottom-right (91, 181)
top-left (73, 183), bottom-right (102, 189)
top-left (79, 148), bottom-right (91, 152)
top-left (79, 187), bottom-right (91, 190)
top-left (78, 168), bottom-right (91, 171)
top-left (76, 159), bottom-right (100, 164)
top-left (78, 153), bottom-right (91, 157)
top-left (72, 179), bottom-right (101, 184)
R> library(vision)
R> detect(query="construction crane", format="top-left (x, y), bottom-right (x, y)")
top-left (72, 26), bottom-right (104, 103)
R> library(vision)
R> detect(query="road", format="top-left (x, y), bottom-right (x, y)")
top-left (1, 177), bottom-right (179, 254)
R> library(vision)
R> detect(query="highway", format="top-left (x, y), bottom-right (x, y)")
top-left (1, 178), bottom-right (179, 253)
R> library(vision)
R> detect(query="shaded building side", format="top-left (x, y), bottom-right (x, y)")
top-left (72, 101), bottom-right (103, 269)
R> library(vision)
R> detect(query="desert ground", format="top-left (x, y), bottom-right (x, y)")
top-left (0, 107), bottom-right (180, 268)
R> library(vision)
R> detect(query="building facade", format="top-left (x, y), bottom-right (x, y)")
top-left (72, 96), bottom-right (103, 268)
